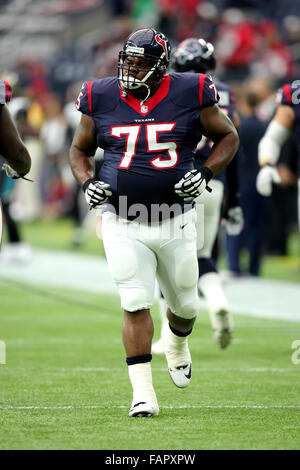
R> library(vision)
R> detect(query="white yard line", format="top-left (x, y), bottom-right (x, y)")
top-left (0, 248), bottom-right (299, 322)
top-left (2, 366), bottom-right (299, 373)
top-left (1, 404), bottom-right (300, 410)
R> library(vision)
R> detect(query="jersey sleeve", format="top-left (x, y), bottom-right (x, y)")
top-left (75, 81), bottom-right (94, 115)
top-left (0, 80), bottom-right (12, 105)
top-left (276, 83), bottom-right (292, 106)
top-left (199, 74), bottom-right (219, 107)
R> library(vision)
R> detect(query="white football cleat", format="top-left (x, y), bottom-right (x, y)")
top-left (211, 309), bottom-right (234, 349)
top-left (129, 400), bottom-right (159, 418)
top-left (168, 364), bottom-right (192, 388)
top-left (151, 339), bottom-right (165, 355)
top-left (161, 324), bottom-right (192, 388)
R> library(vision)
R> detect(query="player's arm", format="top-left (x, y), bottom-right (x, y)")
top-left (0, 104), bottom-right (31, 177)
top-left (258, 105), bottom-right (294, 166)
top-left (69, 114), bottom-right (111, 208)
top-left (256, 105), bottom-right (295, 196)
top-left (175, 105), bottom-right (239, 202)
top-left (200, 104), bottom-right (239, 175)
top-left (69, 114), bottom-right (97, 185)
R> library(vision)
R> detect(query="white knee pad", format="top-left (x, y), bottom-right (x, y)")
top-left (105, 240), bottom-right (138, 282)
top-left (174, 251), bottom-right (199, 290)
top-left (120, 286), bottom-right (152, 313)
top-left (173, 290), bottom-right (201, 319)
top-left (102, 212), bottom-right (157, 312)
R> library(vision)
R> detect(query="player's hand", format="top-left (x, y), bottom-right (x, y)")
top-left (82, 178), bottom-right (112, 209)
top-left (2, 163), bottom-right (33, 181)
top-left (256, 164), bottom-right (281, 197)
top-left (174, 167), bottom-right (213, 203)
top-left (223, 206), bottom-right (244, 236)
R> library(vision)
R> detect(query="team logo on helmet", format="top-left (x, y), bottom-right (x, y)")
top-left (155, 34), bottom-right (169, 61)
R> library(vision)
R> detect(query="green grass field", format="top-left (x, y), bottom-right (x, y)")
top-left (1, 218), bottom-right (300, 450)
top-left (1, 280), bottom-right (300, 450)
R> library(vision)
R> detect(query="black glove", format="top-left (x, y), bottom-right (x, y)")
top-left (174, 167), bottom-right (213, 202)
top-left (82, 178), bottom-right (112, 209)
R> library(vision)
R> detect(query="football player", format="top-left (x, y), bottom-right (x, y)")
top-left (0, 80), bottom-right (31, 180)
top-left (256, 81), bottom-right (300, 228)
top-left (0, 79), bottom-right (32, 246)
top-left (152, 38), bottom-right (242, 354)
top-left (69, 28), bottom-right (239, 417)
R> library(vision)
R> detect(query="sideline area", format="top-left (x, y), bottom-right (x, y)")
top-left (0, 248), bottom-right (299, 322)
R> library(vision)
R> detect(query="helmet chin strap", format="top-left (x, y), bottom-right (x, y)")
top-left (119, 60), bottom-right (159, 103)
top-left (120, 77), bottom-right (151, 104)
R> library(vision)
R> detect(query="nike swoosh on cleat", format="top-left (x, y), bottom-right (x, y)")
top-left (175, 364), bottom-right (192, 379)
top-left (131, 402), bottom-right (146, 409)
top-left (180, 223), bottom-right (188, 229)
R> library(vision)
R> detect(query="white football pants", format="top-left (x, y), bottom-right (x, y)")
top-left (102, 209), bottom-right (200, 319)
top-left (195, 179), bottom-right (224, 257)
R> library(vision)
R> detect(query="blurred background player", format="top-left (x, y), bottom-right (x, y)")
top-left (152, 38), bottom-right (243, 354)
top-left (0, 79), bottom-right (32, 253)
top-left (226, 89), bottom-right (268, 277)
top-left (256, 81), bottom-right (300, 229)
top-left (0, 79), bottom-right (31, 179)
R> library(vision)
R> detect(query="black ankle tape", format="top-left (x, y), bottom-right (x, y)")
top-left (126, 354), bottom-right (152, 366)
top-left (169, 324), bottom-right (192, 337)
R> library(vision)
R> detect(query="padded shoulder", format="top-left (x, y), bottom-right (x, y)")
top-left (169, 72), bottom-right (219, 109)
top-left (75, 77), bottom-right (119, 115)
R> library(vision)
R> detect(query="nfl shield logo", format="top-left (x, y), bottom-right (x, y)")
top-left (141, 104), bottom-right (148, 113)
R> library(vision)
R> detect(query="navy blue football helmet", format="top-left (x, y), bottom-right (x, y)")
top-left (171, 38), bottom-right (216, 74)
top-left (118, 28), bottom-right (171, 97)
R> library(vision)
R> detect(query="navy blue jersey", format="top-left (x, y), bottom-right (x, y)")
top-left (277, 82), bottom-right (300, 176)
top-left (194, 79), bottom-right (235, 184)
top-left (76, 72), bottom-right (219, 220)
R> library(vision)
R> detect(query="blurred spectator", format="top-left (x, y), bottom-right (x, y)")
top-left (0, 78), bottom-right (33, 262)
top-left (92, 17), bottom-right (133, 78)
top-left (215, 8), bottom-right (260, 80)
top-left (39, 94), bottom-right (70, 218)
top-left (226, 90), bottom-right (267, 276)
top-left (0, 166), bottom-right (32, 263)
top-left (195, 2), bottom-right (220, 43)
top-left (246, 76), bottom-right (277, 121)
top-left (63, 83), bottom-right (89, 246)
top-left (130, 0), bottom-right (159, 28)
top-left (251, 19), bottom-right (296, 80)
top-left (10, 90), bottom-right (45, 222)
top-left (283, 15), bottom-right (300, 45)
